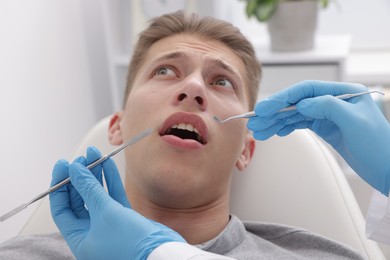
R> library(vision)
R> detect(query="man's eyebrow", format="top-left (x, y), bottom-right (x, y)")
top-left (212, 58), bottom-right (238, 76)
top-left (152, 51), bottom-right (240, 77)
top-left (153, 51), bottom-right (186, 63)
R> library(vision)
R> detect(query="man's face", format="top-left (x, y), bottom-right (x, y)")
top-left (110, 34), bottom-right (254, 209)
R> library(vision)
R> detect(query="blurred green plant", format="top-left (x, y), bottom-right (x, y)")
top-left (243, 0), bottom-right (330, 22)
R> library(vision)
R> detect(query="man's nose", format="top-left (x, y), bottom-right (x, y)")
top-left (173, 74), bottom-right (208, 111)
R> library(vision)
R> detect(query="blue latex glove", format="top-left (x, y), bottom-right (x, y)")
top-left (50, 146), bottom-right (186, 260)
top-left (247, 80), bottom-right (390, 196)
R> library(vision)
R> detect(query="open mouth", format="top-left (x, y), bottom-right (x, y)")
top-left (159, 112), bottom-right (208, 145)
top-left (164, 123), bottom-right (204, 144)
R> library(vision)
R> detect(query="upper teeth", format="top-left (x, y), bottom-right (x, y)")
top-left (171, 123), bottom-right (200, 135)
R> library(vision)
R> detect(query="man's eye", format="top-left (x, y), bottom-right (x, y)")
top-left (213, 78), bottom-right (234, 89)
top-left (155, 67), bottom-right (175, 77)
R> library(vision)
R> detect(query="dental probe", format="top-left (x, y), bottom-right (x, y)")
top-left (0, 128), bottom-right (153, 222)
top-left (212, 90), bottom-right (385, 123)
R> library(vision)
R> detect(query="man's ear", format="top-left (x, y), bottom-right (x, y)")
top-left (235, 134), bottom-right (255, 171)
top-left (108, 112), bottom-right (124, 145)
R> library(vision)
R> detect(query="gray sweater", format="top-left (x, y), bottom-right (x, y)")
top-left (0, 215), bottom-right (365, 259)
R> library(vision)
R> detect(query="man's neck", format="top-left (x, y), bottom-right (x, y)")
top-left (128, 192), bottom-right (231, 245)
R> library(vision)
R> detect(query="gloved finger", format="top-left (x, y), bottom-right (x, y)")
top-left (254, 81), bottom-right (325, 117)
top-left (276, 118), bottom-right (343, 150)
top-left (254, 96), bottom-right (292, 117)
top-left (285, 80), bottom-right (368, 104)
top-left (102, 158), bottom-right (131, 208)
top-left (68, 156), bottom-right (90, 219)
top-left (296, 95), bottom-right (354, 126)
top-left (85, 146), bottom-right (103, 186)
top-left (252, 121), bottom-right (288, 140)
top-left (50, 160), bottom-right (79, 228)
top-left (69, 162), bottom-right (113, 216)
top-left (247, 110), bottom-right (298, 131)
top-left (252, 130), bottom-right (274, 141)
top-left (50, 159), bottom-right (70, 189)
top-left (277, 121), bottom-right (314, 137)
top-left (256, 81), bottom-right (368, 118)
top-left (250, 113), bottom-right (309, 140)
top-left (50, 159), bottom-right (90, 250)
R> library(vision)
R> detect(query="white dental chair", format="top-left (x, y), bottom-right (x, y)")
top-left (19, 116), bottom-right (385, 259)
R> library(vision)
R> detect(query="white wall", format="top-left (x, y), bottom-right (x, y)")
top-left (318, 0), bottom-right (390, 50)
top-left (0, 0), bottom-right (104, 243)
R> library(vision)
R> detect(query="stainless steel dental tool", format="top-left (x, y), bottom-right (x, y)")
top-left (212, 90), bottom-right (385, 124)
top-left (0, 128), bottom-right (153, 222)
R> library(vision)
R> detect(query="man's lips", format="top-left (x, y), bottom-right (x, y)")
top-left (159, 112), bottom-right (208, 145)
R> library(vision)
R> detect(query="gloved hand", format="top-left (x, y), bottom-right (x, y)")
top-left (247, 80), bottom-right (390, 196)
top-left (50, 146), bottom-right (186, 260)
